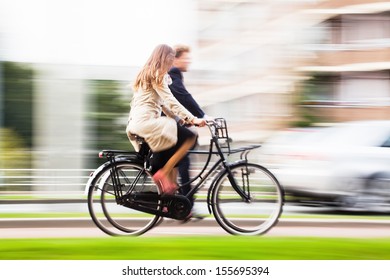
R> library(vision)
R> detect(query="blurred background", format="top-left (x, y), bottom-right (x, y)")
top-left (1, 0), bottom-right (390, 212)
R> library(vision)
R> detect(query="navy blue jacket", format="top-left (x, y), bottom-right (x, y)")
top-left (168, 67), bottom-right (205, 118)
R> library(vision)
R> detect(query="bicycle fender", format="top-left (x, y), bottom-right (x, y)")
top-left (84, 157), bottom-right (142, 195)
top-left (206, 160), bottom-right (246, 214)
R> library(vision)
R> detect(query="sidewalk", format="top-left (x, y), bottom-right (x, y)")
top-left (2, 218), bottom-right (390, 238)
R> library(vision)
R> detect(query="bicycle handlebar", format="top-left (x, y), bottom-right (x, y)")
top-left (183, 118), bottom-right (218, 128)
top-left (182, 118), bottom-right (228, 140)
top-left (205, 119), bottom-right (216, 126)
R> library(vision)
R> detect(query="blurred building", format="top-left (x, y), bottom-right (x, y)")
top-left (298, 0), bottom-right (390, 122)
top-left (28, 0), bottom-right (316, 191)
top-left (190, 0), bottom-right (390, 139)
top-left (32, 64), bottom-right (137, 191)
top-left (187, 0), bottom-right (315, 142)
top-left (5, 0), bottom-right (390, 192)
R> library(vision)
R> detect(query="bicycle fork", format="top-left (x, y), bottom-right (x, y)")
top-left (212, 134), bottom-right (251, 202)
top-left (225, 162), bottom-right (251, 202)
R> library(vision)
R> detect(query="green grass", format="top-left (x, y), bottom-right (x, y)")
top-left (1, 237), bottom-right (390, 260)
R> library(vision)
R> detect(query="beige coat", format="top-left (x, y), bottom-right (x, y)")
top-left (126, 74), bottom-right (195, 152)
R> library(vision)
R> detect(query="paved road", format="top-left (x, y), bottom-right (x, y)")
top-left (1, 201), bottom-right (390, 238)
top-left (1, 217), bottom-right (390, 238)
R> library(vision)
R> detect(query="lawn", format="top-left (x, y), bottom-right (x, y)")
top-left (0, 236), bottom-right (390, 260)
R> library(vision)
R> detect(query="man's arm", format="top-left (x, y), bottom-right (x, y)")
top-left (168, 67), bottom-right (205, 118)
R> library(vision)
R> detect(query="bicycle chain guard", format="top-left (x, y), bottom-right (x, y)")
top-left (122, 192), bottom-right (192, 220)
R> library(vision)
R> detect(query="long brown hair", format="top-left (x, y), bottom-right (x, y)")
top-left (134, 44), bottom-right (175, 91)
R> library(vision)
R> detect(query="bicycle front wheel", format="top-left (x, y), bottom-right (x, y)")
top-left (88, 160), bottom-right (160, 236)
top-left (211, 163), bottom-right (283, 235)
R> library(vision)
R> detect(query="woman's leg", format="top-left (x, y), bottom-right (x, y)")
top-left (169, 167), bottom-right (178, 185)
top-left (160, 136), bottom-right (196, 179)
top-left (152, 124), bottom-right (196, 194)
top-left (152, 136), bottom-right (196, 194)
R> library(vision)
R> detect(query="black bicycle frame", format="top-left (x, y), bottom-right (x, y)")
top-left (101, 151), bottom-right (144, 205)
top-left (101, 124), bottom-right (253, 211)
top-left (183, 135), bottom-right (250, 202)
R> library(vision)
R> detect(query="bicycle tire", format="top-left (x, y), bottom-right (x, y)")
top-left (87, 160), bottom-right (160, 236)
top-left (211, 162), bottom-right (284, 235)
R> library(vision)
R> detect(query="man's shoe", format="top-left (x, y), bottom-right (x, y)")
top-left (191, 210), bottom-right (205, 220)
top-left (180, 212), bottom-right (193, 224)
top-left (179, 210), bottom-right (205, 224)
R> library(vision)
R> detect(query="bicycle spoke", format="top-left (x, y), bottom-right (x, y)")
top-left (88, 161), bottom-right (160, 236)
top-left (212, 163), bottom-right (283, 235)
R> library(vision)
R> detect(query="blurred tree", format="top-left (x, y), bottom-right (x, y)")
top-left (2, 62), bottom-right (33, 148)
top-left (0, 128), bottom-right (31, 191)
top-left (291, 79), bottom-right (318, 127)
top-left (291, 74), bottom-right (335, 127)
top-left (87, 80), bottom-right (132, 153)
top-left (0, 62), bottom-right (33, 191)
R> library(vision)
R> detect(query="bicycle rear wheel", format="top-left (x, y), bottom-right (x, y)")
top-left (87, 160), bottom-right (160, 236)
top-left (211, 163), bottom-right (283, 235)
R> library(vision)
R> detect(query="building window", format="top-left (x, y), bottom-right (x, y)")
top-left (338, 71), bottom-right (390, 106)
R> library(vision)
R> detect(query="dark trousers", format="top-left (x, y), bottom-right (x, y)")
top-left (178, 153), bottom-right (194, 203)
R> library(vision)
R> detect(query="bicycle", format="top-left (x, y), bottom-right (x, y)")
top-left (86, 118), bottom-right (284, 236)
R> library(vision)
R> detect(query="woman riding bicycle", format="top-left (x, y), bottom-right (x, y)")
top-left (126, 44), bottom-right (206, 195)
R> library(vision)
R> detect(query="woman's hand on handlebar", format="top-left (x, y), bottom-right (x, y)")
top-left (191, 117), bottom-right (207, 127)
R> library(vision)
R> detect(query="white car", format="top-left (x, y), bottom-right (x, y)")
top-left (260, 120), bottom-right (390, 211)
